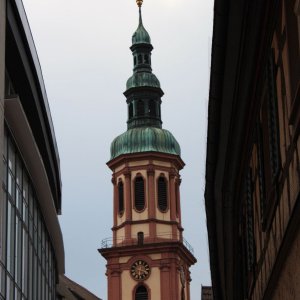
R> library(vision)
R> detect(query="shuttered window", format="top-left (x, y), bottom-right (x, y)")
top-left (135, 177), bottom-right (145, 211)
top-left (118, 182), bottom-right (124, 214)
top-left (245, 169), bottom-right (256, 272)
top-left (266, 49), bottom-right (281, 179)
top-left (257, 123), bottom-right (266, 228)
top-left (135, 285), bottom-right (148, 300)
top-left (129, 103), bottom-right (133, 119)
top-left (157, 177), bottom-right (167, 211)
top-left (149, 100), bottom-right (156, 117)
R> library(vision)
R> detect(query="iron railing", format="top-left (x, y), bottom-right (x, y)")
top-left (100, 232), bottom-right (194, 254)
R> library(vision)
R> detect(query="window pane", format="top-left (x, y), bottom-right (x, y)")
top-left (2, 129), bottom-right (57, 299)
top-left (0, 191), bottom-right (7, 264)
top-left (21, 229), bottom-right (28, 296)
top-left (7, 201), bottom-right (15, 276)
top-left (6, 275), bottom-right (13, 300)
top-left (0, 265), bottom-right (5, 296)
top-left (14, 217), bottom-right (22, 287)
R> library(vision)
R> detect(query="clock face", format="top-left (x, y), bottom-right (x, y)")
top-left (130, 260), bottom-right (151, 281)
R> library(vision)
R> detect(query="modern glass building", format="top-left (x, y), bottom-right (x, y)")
top-left (0, 1), bottom-right (64, 299)
top-left (0, 1), bottom-right (101, 299)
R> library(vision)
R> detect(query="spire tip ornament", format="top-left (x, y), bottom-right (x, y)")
top-left (136, 0), bottom-right (143, 7)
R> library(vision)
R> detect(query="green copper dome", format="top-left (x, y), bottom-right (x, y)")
top-left (110, 127), bottom-right (181, 159)
top-left (132, 24), bottom-right (151, 45)
top-left (126, 72), bottom-right (160, 90)
top-left (132, 9), bottom-right (151, 45)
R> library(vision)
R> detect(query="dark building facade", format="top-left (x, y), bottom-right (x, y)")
top-left (0, 1), bottom-right (101, 299)
top-left (201, 286), bottom-right (213, 300)
top-left (206, 0), bottom-right (300, 299)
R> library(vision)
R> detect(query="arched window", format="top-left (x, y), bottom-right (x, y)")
top-left (135, 285), bottom-right (148, 300)
top-left (118, 181), bottom-right (124, 214)
top-left (137, 232), bottom-right (144, 245)
top-left (134, 56), bottom-right (137, 66)
top-left (157, 176), bottom-right (167, 211)
top-left (129, 103), bottom-right (133, 118)
top-left (135, 177), bottom-right (145, 211)
top-left (148, 100), bottom-right (156, 117)
top-left (138, 54), bottom-right (143, 64)
top-left (137, 100), bottom-right (144, 116)
top-left (144, 54), bottom-right (149, 64)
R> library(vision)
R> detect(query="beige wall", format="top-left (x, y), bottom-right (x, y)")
top-left (156, 224), bottom-right (174, 238)
top-left (119, 256), bottom-right (131, 264)
top-left (153, 160), bottom-right (171, 168)
top-left (116, 227), bottom-right (125, 242)
top-left (131, 223), bottom-right (149, 239)
top-left (121, 266), bottom-right (161, 300)
top-left (129, 160), bottom-right (149, 167)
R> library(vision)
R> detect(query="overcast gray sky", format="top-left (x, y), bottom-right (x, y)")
top-left (22, 0), bottom-right (214, 298)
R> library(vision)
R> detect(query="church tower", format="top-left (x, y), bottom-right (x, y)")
top-left (99, 1), bottom-right (196, 299)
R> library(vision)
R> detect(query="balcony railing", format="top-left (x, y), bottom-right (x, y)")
top-left (100, 232), bottom-right (194, 255)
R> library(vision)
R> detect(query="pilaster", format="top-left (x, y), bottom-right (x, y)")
top-left (147, 165), bottom-right (156, 237)
top-left (160, 263), bottom-right (171, 300)
top-left (108, 267), bottom-right (122, 300)
top-left (112, 176), bottom-right (117, 244)
top-left (169, 169), bottom-right (178, 239)
top-left (177, 178), bottom-right (183, 241)
top-left (124, 169), bottom-right (132, 240)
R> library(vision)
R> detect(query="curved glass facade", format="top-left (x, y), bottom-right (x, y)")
top-left (0, 128), bottom-right (57, 300)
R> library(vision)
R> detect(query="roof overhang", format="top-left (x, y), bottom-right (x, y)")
top-left (6, 0), bottom-right (62, 213)
top-left (107, 151), bottom-right (185, 171)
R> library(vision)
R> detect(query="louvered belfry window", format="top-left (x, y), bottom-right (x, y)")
top-left (158, 176), bottom-right (167, 211)
top-left (135, 177), bottom-right (145, 211)
top-left (135, 285), bottom-right (148, 300)
top-left (118, 181), bottom-right (124, 214)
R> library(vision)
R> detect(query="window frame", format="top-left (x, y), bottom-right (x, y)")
top-left (118, 180), bottom-right (125, 216)
top-left (134, 284), bottom-right (150, 300)
top-left (157, 175), bottom-right (168, 213)
top-left (134, 175), bottom-right (146, 212)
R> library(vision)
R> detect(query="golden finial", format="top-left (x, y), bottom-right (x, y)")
top-left (136, 0), bottom-right (143, 7)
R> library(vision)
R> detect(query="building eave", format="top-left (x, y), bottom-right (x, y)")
top-left (107, 151), bottom-right (185, 171)
top-left (99, 241), bottom-right (197, 266)
top-left (6, 0), bottom-right (62, 213)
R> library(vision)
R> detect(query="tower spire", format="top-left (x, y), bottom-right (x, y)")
top-left (137, 0), bottom-right (143, 26)
top-left (100, 4), bottom-right (196, 298)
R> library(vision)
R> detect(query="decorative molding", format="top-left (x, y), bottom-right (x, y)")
top-left (147, 164), bottom-right (155, 176)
